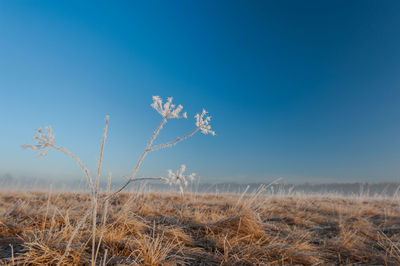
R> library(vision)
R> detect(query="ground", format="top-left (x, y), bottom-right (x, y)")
top-left (0, 191), bottom-right (399, 265)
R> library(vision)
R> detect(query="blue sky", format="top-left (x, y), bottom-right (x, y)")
top-left (1, 1), bottom-right (400, 184)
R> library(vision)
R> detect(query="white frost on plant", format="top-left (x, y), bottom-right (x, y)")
top-left (151, 96), bottom-right (187, 119)
top-left (24, 95), bottom-right (215, 197)
top-left (23, 126), bottom-right (55, 156)
top-left (195, 109), bottom-right (215, 136)
top-left (162, 164), bottom-right (196, 193)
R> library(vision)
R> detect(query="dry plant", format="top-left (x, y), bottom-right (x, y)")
top-left (22, 96), bottom-right (215, 265)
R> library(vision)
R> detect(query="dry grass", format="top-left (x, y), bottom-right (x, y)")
top-left (0, 191), bottom-right (399, 265)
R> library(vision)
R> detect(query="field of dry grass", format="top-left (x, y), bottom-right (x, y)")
top-left (0, 190), bottom-right (399, 265)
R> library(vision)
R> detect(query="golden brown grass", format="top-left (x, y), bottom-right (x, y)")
top-left (0, 191), bottom-right (399, 265)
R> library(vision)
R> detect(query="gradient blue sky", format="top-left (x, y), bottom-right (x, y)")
top-left (1, 1), bottom-right (400, 184)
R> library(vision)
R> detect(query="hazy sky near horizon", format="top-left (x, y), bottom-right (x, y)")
top-left (1, 1), bottom-right (400, 184)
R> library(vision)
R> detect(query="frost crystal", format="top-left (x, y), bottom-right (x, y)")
top-left (151, 96), bottom-right (187, 119)
top-left (23, 126), bottom-right (55, 156)
top-left (195, 109), bottom-right (215, 136)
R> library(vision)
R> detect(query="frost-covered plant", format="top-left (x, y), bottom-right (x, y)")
top-left (23, 96), bottom-right (215, 265)
top-left (112, 96), bottom-right (215, 195)
top-left (24, 117), bottom-right (109, 266)
top-left (23, 96), bottom-right (215, 194)
top-left (23, 124), bottom-right (97, 191)
top-left (162, 164), bottom-right (196, 194)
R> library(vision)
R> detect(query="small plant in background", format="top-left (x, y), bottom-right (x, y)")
top-left (162, 164), bottom-right (196, 195)
top-left (23, 95), bottom-right (215, 265)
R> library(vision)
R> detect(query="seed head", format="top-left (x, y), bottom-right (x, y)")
top-left (23, 126), bottom-right (55, 156)
top-left (162, 164), bottom-right (196, 189)
top-left (151, 96), bottom-right (187, 119)
top-left (195, 109), bottom-right (215, 136)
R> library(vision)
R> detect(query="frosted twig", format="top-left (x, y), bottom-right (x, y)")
top-left (149, 109), bottom-right (215, 151)
top-left (23, 128), bottom-right (94, 191)
top-left (149, 128), bottom-right (200, 152)
top-left (109, 116), bottom-right (167, 196)
top-left (92, 116), bottom-right (109, 266)
top-left (95, 116), bottom-right (109, 195)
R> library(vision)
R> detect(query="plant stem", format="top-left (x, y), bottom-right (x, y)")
top-left (110, 116), bottom-right (167, 196)
top-left (92, 116), bottom-right (109, 266)
top-left (51, 145), bottom-right (94, 192)
top-left (149, 127), bottom-right (199, 152)
top-left (95, 116), bottom-right (109, 195)
top-left (95, 173), bottom-right (112, 263)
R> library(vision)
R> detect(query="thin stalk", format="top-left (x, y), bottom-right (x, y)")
top-left (10, 244), bottom-right (14, 266)
top-left (102, 249), bottom-right (108, 266)
top-left (123, 177), bottom-right (163, 182)
top-left (92, 116), bottom-right (109, 266)
top-left (42, 185), bottom-right (52, 234)
top-left (108, 123), bottom-right (200, 199)
top-left (149, 127), bottom-right (199, 152)
top-left (52, 145), bottom-right (94, 191)
top-left (57, 208), bottom-right (91, 266)
top-left (95, 115), bottom-right (109, 195)
top-left (95, 172), bottom-right (112, 263)
top-left (109, 116), bottom-right (167, 196)
top-left (91, 198), bottom-right (97, 266)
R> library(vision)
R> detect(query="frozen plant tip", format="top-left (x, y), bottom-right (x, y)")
top-left (195, 109), bottom-right (215, 136)
top-left (162, 164), bottom-right (196, 194)
top-left (163, 164), bottom-right (196, 186)
top-left (23, 126), bottom-right (55, 156)
top-left (151, 96), bottom-right (187, 119)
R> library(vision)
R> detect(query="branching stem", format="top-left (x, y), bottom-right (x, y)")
top-left (107, 121), bottom-right (200, 199)
top-left (109, 116), bottom-right (167, 196)
top-left (149, 127), bottom-right (199, 152)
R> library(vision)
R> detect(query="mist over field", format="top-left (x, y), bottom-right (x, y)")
top-left (2, 173), bottom-right (400, 197)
